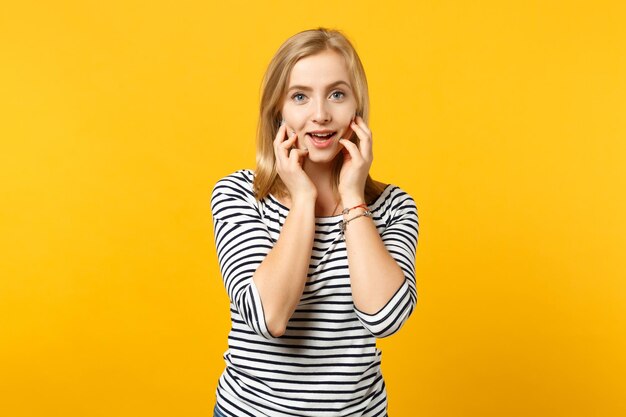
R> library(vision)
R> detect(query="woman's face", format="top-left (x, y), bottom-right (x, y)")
top-left (280, 49), bottom-right (358, 165)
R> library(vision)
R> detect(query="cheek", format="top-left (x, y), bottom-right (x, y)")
top-left (338, 109), bottom-right (356, 128)
top-left (281, 107), bottom-right (306, 128)
top-left (339, 105), bottom-right (357, 121)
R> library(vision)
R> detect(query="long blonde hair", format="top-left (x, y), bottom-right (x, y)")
top-left (253, 28), bottom-right (385, 202)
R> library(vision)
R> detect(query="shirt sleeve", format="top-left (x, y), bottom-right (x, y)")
top-left (210, 172), bottom-right (278, 340)
top-left (353, 189), bottom-right (419, 338)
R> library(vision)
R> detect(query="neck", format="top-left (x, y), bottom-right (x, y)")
top-left (303, 159), bottom-right (340, 216)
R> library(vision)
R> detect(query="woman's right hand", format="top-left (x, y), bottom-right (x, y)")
top-left (274, 123), bottom-right (317, 204)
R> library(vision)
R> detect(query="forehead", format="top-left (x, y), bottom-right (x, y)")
top-left (288, 49), bottom-right (351, 87)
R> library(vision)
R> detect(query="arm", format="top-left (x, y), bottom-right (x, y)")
top-left (211, 173), bottom-right (278, 340)
top-left (338, 116), bottom-right (419, 337)
top-left (211, 171), bottom-right (316, 339)
top-left (343, 192), bottom-right (419, 337)
top-left (254, 123), bottom-right (318, 337)
top-left (253, 197), bottom-right (315, 337)
top-left (341, 194), bottom-right (404, 313)
top-left (212, 125), bottom-right (317, 338)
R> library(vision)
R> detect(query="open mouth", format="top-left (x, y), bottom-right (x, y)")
top-left (306, 131), bottom-right (337, 147)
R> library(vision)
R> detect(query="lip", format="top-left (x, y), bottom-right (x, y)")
top-left (306, 131), bottom-right (337, 149)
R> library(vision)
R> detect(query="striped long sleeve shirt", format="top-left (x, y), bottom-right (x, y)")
top-left (210, 169), bottom-right (419, 417)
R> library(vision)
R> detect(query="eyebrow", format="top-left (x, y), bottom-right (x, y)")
top-left (287, 80), bottom-right (352, 92)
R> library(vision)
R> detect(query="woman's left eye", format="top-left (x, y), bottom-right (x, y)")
top-left (330, 91), bottom-right (345, 100)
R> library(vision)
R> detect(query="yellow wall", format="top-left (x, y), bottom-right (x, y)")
top-left (1, 1), bottom-right (625, 416)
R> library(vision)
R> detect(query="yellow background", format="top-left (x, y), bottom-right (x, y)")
top-left (1, 0), bottom-right (625, 416)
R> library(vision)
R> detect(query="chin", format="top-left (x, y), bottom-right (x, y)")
top-left (304, 138), bottom-right (342, 165)
top-left (306, 152), bottom-right (341, 165)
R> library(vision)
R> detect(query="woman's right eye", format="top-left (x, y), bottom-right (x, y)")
top-left (291, 93), bottom-right (306, 102)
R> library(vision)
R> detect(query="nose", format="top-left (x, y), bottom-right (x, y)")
top-left (312, 98), bottom-right (331, 124)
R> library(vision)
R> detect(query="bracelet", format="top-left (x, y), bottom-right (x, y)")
top-left (341, 203), bottom-right (368, 215)
top-left (339, 209), bottom-right (372, 237)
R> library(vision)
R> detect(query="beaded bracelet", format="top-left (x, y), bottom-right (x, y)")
top-left (339, 209), bottom-right (372, 237)
top-left (341, 203), bottom-right (368, 215)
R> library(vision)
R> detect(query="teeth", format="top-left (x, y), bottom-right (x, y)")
top-left (311, 132), bottom-right (334, 138)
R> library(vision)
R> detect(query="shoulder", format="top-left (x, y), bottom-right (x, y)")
top-left (389, 185), bottom-right (416, 208)
top-left (374, 181), bottom-right (415, 206)
top-left (211, 169), bottom-right (256, 199)
top-left (210, 169), bottom-right (259, 217)
top-left (373, 183), bottom-right (418, 220)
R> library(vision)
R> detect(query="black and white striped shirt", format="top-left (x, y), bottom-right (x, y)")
top-left (211, 169), bottom-right (419, 417)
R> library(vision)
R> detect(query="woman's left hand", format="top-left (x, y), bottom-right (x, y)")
top-left (338, 116), bottom-right (373, 204)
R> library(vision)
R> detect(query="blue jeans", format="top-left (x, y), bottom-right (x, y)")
top-left (213, 403), bottom-right (227, 417)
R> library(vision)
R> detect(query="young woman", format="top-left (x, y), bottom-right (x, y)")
top-left (211, 28), bottom-right (419, 417)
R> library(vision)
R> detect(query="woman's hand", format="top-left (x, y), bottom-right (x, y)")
top-left (274, 123), bottom-right (317, 204)
top-left (338, 116), bottom-right (373, 204)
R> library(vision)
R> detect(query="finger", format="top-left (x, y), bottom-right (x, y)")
top-left (349, 119), bottom-right (372, 160)
top-left (353, 115), bottom-right (372, 136)
top-left (350, 118), bottom-right (371, 142)
top-left (273, 123), bottom-right (287, 148)
top-left (281, 131), bottom-right (298, 150)
top-left (288, 148), bottom-right (309, 167)
top-left (339, 138), bottom-right (362, 162)
top-left (289, 148), bottom-right (309, 171)
top-left (274, 125), bottom-right (292, 168)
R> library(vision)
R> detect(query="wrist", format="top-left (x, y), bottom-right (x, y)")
top-left (291, 191), bottom-right (317, 209)
top-left (340, 194), bottom-right (365, 209)
top-left (340, 202), bottom-right (368, 216)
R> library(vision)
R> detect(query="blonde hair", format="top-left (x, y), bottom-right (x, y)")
top-left (253, 27), bottom-right (385, 203)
